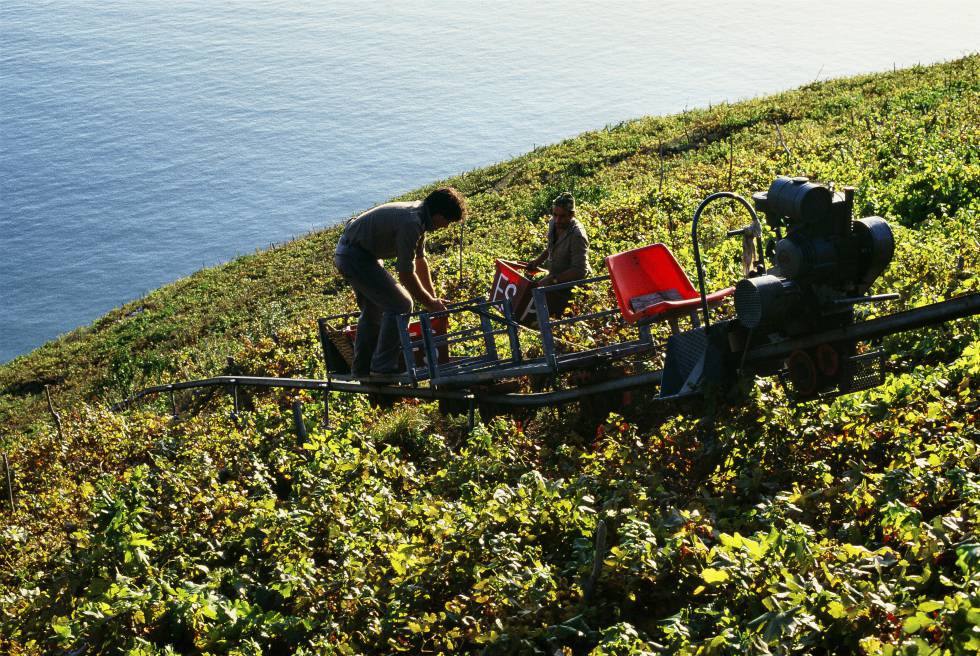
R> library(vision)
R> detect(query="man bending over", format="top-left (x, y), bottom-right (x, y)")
top-left (333, 187), bottom-right (467, 378)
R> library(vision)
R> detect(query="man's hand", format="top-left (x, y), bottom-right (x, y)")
top-left (399, 269), bottom-right (439, 309)
top-left (425, 298), bottom-right (448, 313)
top-left (526, 252), bottom-right (547, 272)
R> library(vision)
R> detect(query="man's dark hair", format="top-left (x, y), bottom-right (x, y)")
top-left (424, 187), bottom-right (467, 222)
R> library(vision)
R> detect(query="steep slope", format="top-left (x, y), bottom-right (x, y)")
top-left (1, 56), bottom-right (978, 654)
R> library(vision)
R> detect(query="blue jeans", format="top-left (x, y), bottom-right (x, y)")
top-left (334, 244), bottom-right (412, 374)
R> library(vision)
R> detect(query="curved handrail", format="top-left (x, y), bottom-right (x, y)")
top-left (691, 192), bottom-right (760, 328)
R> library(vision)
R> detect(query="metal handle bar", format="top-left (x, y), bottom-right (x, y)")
top-left (691, 192), bottom-right (760, 328)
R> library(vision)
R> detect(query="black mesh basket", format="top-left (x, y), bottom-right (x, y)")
top-left (839, 349), bottom-right (886, 394)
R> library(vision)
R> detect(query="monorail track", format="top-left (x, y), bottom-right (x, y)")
top-left (114, 293), bottom-right (978, 418)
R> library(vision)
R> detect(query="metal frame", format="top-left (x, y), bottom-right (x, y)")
top-left (370, 282), bottom-right (664, 387)
top-left (394, 311), bottom-right (431, 383)
top-left (317, 276), bottom-right (664, 388)
top-left (416, 297), bottom-right (523, 383)
top-left (532, 275), bottom-right (656, 373)
top-left (113, 293), bottom-right (978, 416)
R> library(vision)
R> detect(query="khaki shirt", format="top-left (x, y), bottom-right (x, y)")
top-left (336, 201), bottom-right (431, 272)
top-left (543, 218), bottom-right (592, 280)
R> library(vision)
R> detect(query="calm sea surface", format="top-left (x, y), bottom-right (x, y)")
top-left (1, 1), bottom-right (977, 362)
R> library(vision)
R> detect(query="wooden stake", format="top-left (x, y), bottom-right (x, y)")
top-left (774, 122), bottom-right (793, 161)
top-left (2, 453), bottom-right (14, 513)
top-left (584, 519), bottom-right (608, 602)
top-left (863, 115), bottom-right (878, 140)
top-left (728, 133), bottom-right (734, 189)
top-left (658, 142), bottom-right (665, 195)
top-left (45, 385), bottom-right (64, 442)
top-left (467, 398), bottom-right (476, 434)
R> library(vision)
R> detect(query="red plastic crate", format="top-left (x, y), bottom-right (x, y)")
top-left (488, 259), bottom-right (540, 325)
top-left (342, 316), bottom-right (448, 366)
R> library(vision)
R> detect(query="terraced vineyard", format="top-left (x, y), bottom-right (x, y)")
top-left (1, 56), bottom-right (979, 654)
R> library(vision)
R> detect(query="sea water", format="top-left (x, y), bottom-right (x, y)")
top-left (1, 0), bottom-right (977, 362)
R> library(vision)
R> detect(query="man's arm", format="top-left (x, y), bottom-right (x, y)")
top-left (394, 223), bottom-right (445, 311)
top-left (398, 262), bottom-right (446, 312)
top-left (414, 256), bottom-right (437, 297)
top-left (526, 247), bottom-right (548, 270)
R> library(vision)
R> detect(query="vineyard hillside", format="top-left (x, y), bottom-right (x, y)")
top-left (1, 56), bottom-right (979, 654)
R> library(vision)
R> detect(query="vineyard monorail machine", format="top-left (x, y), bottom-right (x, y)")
top-left (118, 176), bottom-right (980, 425)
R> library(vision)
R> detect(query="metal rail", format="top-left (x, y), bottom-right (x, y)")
top-left (744, 292), bottom-right (980, 363)
top-left (113, 370), bottom-right (665, 412)
top-left (114, 294), bottom-right (976, 414)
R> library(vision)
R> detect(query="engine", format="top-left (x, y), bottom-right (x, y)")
top-left (732, 176), bottom-right (895, 397)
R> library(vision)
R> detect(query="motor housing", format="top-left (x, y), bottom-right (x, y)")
top-left (735, 176), bottom-right (895, 397)
top-left (737, 176), bottom-right (893, 329)
top-left (734, 275), bottom-right (800, 330)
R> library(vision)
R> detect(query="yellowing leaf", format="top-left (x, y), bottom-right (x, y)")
top-left (701, 568), bottom-right (729, 584)
top-left (917, 600), bottom-right (943, 613)
top-left (903, 613), bottom-right (930, 634)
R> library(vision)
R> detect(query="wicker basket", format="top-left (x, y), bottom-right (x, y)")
top-left (325, 326), bottom-right (356, 367)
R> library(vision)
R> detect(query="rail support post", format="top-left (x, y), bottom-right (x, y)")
top-left (170, 388), bottom-right (178, 418)
top-left (293, 400), bottom-right (308, 444)
top-left (638, 323), bottom-right (653, 345)
top-left (230, 382), bottom-right (240, 420)
top-left (44, 385), bottom-right (64, 443)
top-left (322, 389), bottom-right (330, 428)
top-left (467, 397), bottom-right (476, 434)
top-left (532, 288), bottom-right (558, 372)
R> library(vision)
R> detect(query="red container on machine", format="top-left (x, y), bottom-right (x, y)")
top-left (340, 316), bottom-right (448, 368)
top-left (605, 243), bottom-right (734, 324)
top-left (488, 259), bottom-right (540, 325)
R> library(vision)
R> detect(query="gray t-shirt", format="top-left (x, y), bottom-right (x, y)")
top-left (336, 201), bottom-right (430, 272)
